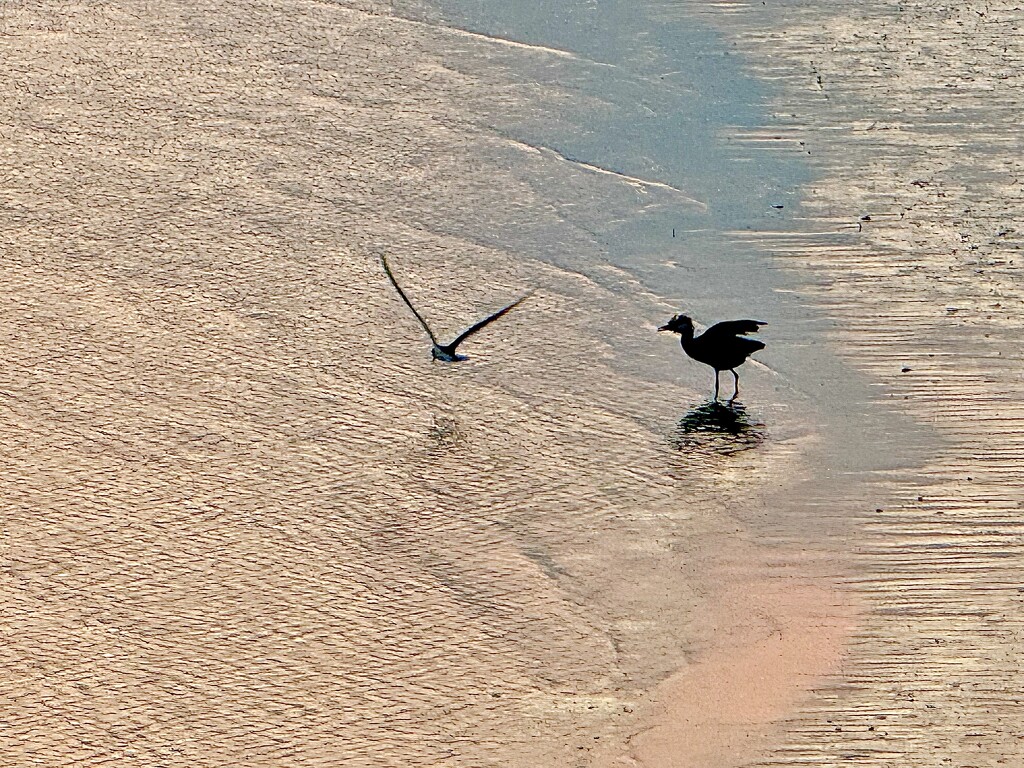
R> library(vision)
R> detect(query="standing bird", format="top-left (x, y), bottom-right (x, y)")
top-left (381, 255), bottom-right (531, 362)
top-left (658, 314), bottom-right (766, 400)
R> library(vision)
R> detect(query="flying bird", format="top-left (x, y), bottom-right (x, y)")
top-left (659, 314), bottom-right (766, 400)
top-left (381, 255), bottom-right (531, 362)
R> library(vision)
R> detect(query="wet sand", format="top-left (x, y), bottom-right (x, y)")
top-left (0, 1), bottom-right (823, 765)
top-left (2, 0), bottom-right (1018, 766)
top-left (676, 0), bottom-right (1024, 765)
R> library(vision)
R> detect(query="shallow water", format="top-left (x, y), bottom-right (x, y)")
top-left (393, 0), bottom-right (931, 532)
top-left (676, 1), bottom-right (1024, 764)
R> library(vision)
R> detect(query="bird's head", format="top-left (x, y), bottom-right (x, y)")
top-left (658, 314), bottom-right (694, 336)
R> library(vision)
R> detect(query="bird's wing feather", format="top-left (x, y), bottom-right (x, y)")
top-left (449, 292), bottom-right (532, 351)
top-left (703, 319), bottom-right (766, 340)
top-left (381, 255), bottom-right (440, 346)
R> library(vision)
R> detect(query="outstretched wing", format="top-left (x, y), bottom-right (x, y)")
top-left (449, 292), bottom-right (532, 351)
top-left (381, 255), bottom-right (439, 346)
top-left (703, 319), bottom-right (766, 341)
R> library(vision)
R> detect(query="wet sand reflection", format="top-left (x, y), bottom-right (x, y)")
top-left (671, 399), bottom-right (766, 456)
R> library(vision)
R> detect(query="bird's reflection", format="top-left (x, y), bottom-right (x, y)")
top-left (670, 399), bottom-right (766, 456)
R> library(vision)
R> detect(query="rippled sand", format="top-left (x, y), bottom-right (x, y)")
top-left (0, 2), bottom-right (832, 766)
top-left (7, 0), bottom-right (1015, 766)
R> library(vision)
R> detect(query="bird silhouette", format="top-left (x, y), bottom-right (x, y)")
top-left (381, 255), bottom-right (531, 362)
top-left (659, 314), bottom-right (766, 400)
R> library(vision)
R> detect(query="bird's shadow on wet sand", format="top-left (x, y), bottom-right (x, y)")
top-left (670, 399), bottom-right (766, 456)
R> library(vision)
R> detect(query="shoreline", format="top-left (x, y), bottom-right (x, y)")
top-left (394, 2), bottom-right (933, 765)
top-left (672, 0), bottom-right (1024, 764)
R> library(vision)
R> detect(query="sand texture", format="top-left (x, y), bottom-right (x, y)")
top-left (677, 0), bottom-right (1024, 764)
top-left (4, 0), bottom-right (1023, 766)
top-left (0, 1), bottom-right (815, 766)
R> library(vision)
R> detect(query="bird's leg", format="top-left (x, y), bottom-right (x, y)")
top-left (713, 370), bottom-right (720, 400)
top-left (731, 369), bottom-right (740, 401)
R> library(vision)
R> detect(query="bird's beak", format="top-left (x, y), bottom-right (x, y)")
top-left (657, 325), bottom-right (670, 332)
